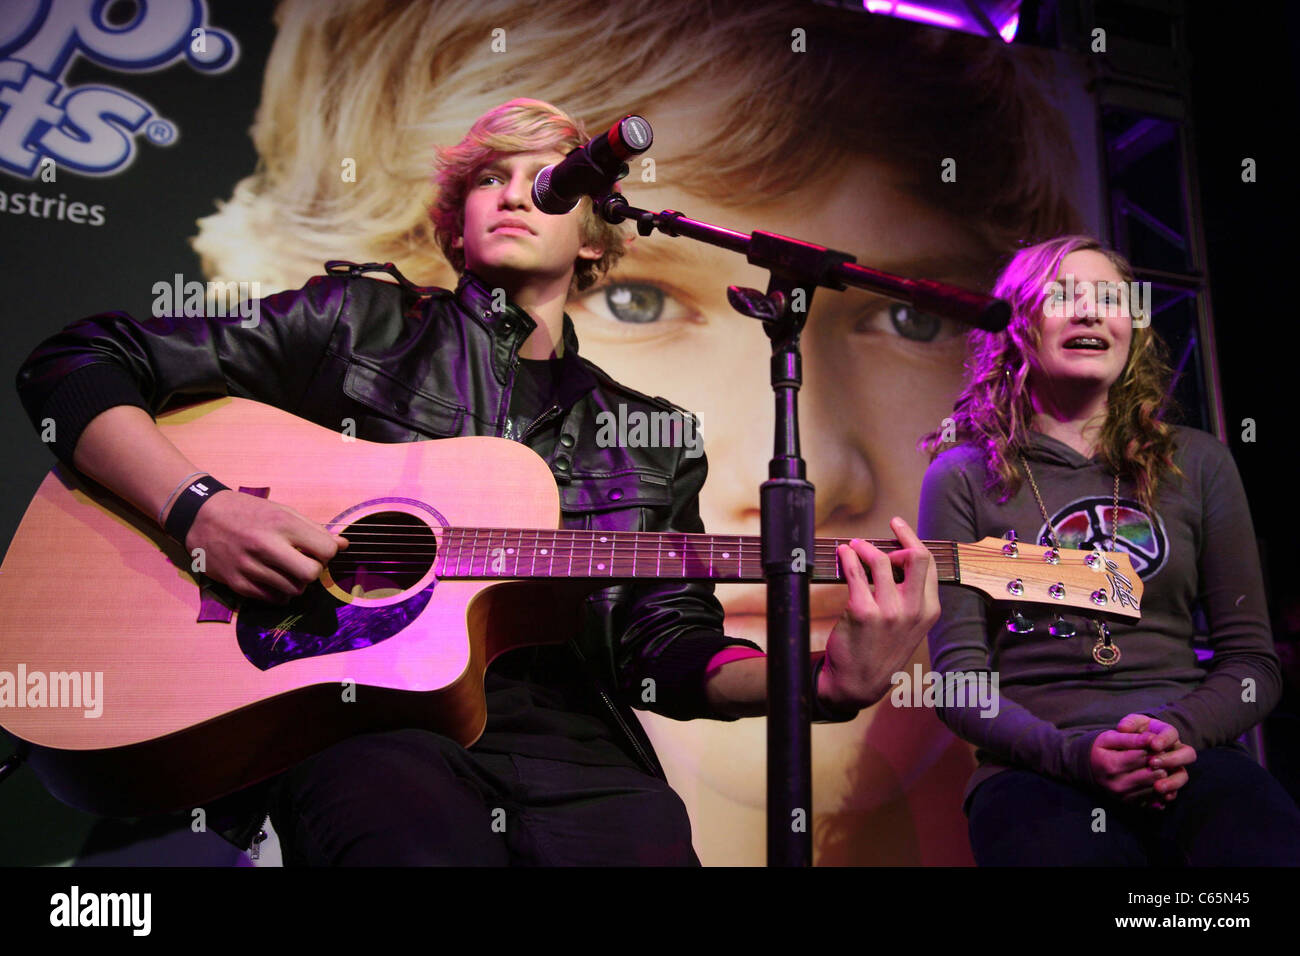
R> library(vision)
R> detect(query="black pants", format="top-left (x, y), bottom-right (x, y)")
top-left (966, 746), bottom-right (1300, 865)
top-left (268, 729), bottom-right (700, 866)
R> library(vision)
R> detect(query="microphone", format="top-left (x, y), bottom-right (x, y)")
top-left (532, 115), bottom-right (653, 215)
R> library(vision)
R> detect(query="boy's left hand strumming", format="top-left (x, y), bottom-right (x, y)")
top-left (820, 517), bottom-right (941, 710)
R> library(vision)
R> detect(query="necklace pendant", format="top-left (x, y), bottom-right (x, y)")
top-left (1092, 636), bottom-right (1120, 666)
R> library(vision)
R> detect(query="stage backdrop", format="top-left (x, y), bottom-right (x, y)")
top-left (0, 0), bottom-right (1104, 866)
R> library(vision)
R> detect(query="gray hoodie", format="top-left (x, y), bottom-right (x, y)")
top-left (917, 426), bottom-right (1280, 809)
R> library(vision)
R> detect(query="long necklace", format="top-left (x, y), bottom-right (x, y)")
top-left (1019, 453), bottom-right (1122, 666)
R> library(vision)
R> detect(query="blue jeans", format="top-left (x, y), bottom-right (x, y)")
top-left (967, 746), bottom-right (1300, 865)
top-left (268, 728), bottom-right (699, 866)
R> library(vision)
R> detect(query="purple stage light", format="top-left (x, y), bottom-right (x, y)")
top-left (1000, 12), bottom-right (1020, 42)
top-left (862, 0), bottom-right (1022, 43)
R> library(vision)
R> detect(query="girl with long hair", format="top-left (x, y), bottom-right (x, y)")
top-left (917, 235), bottom-right (1300, 864)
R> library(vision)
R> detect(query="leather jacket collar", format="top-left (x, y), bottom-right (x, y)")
top-left (455, 271), bottom-right (596, 413)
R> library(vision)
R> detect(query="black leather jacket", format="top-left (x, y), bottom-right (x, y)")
top-left (15, 262), bottom-right (758, 848)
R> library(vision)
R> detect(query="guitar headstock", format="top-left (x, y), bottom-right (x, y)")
top-left (954, 537), bottom-right (1143, 623)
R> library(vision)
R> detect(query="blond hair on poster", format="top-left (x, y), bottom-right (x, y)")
top-left (194, 0), bottom-right (1083, 293)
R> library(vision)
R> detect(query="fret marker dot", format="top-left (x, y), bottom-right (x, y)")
top-left (506, 548), bottom-right (514, 554)
top-left (722, 552), bottom-right (730, 559)
top-left (540, 548), bottom-right (548, 555)
top-left (600, 536), bottom-right (608, 543)
top-left (597, 563), bottom-right (606, 571)
top-left (668, 551), bottom-right (676, 557)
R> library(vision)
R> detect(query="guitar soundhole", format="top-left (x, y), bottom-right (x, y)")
top-left (329, 510), bottom-right (437, 599)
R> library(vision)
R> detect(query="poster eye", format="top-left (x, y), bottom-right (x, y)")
top-left (888, 303), bottom-right (942, 341)
top-left (603, 282), bottom-right (665, 324)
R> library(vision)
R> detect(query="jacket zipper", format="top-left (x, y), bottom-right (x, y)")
top-left (596, 680), bottom-right (662, 778)
top-left (520, 404), bottom-right (561, 442)
top-left (568, 640), bottom-right (663, 778)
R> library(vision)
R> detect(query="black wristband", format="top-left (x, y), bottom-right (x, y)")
top-left (810, 654), bottom-right (861, 724)
top-left (163, 475), bottom-right (230, 547)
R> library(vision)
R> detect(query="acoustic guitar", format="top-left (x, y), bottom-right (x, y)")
top-left (0, 397), bottom-right (1142, 815)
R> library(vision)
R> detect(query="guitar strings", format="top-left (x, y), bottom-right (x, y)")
top-left (327, 536), bottom-right (961, 576)
top-left (315, 526), bottom-right (1105, 578)
top-left (319, 527), bottom-right (963, 551)
top-left (314, 524), bottom-right (1041, 558)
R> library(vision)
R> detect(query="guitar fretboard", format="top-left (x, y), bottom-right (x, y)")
top-left (422, 528), bottom-right (960, 583)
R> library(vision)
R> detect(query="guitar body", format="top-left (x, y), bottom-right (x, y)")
top-left (0, 397), bottom-right (1145, 817)
top-left (0, 397), bottom-right (584, 816)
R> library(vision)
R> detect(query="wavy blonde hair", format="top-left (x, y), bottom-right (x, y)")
top-left (919, 235), bottom-right (1181, 509)
top-left (430, 98), bottom-right (624, 292)
top-left (193, 0), bottom-right (1086, 295)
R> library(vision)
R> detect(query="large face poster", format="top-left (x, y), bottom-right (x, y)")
top-left (0, 0), bottom-right (1102, 865)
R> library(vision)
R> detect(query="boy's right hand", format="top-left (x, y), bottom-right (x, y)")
top-left (182, 490), bottom-right (349, 603)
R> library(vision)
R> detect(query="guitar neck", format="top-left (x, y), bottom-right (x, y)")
top-left (411, 528), bottom-right (961, 583)
top-left (329, 522), bottom-right (1141, 624)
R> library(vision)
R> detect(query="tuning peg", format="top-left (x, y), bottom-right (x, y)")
top-left (1005, 607), bottom-right (1034, 634)
top-left (1048, 616), bottom-right (1076, 638)
top-left (1002, 529), bottom-right (1018, 557)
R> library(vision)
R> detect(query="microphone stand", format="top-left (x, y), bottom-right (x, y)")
top-left (593, 194), bottom-right (1008, 867)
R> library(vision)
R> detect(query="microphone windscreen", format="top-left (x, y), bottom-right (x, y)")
top-left (531, 165), bottom-right (578, 215)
